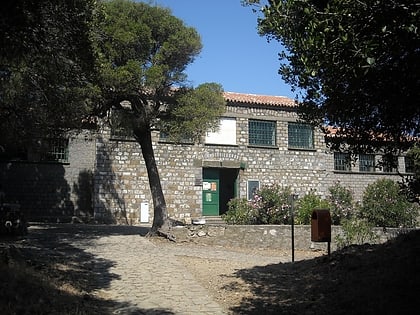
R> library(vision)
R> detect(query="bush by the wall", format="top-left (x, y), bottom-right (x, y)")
top-left (251, 184), bottom-right (292, 224)
top-left (327, 182), bottom-right (355, 225)
top-left (360, 178), bottom-right (419, 228)
top-left (222, 198), bottom-right (255, 225)
top-left (295, 189), bottom-right (330, 225)
top-left (335, 218), bottom-right (379, 249)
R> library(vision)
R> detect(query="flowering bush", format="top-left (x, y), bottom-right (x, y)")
top-left (251, 184), bottom-right (292, 224)
top-left (327, 182), bottom-right (355, 225)
top-left (360, 178), bottom-right (419, 228)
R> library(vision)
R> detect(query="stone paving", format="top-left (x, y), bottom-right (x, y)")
top-left (81, 233), bottom-right (227, 315)
top-left (24, 224), bottom-right (293, 315)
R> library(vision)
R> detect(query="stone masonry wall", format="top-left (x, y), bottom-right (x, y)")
top-left (170, 224), bottom-right (414, 252)
top-left (94, 103), bottom-right (405, 223)
top-left (0, 132), bottom-right (96, 221)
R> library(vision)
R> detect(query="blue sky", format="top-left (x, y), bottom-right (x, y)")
top-left (140, 0), bottom-right (294, 98)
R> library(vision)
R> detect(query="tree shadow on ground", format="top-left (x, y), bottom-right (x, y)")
top-left (0, 223), bottom-right (175, 315)
top-left (230, 230), bottom-right (420, 315)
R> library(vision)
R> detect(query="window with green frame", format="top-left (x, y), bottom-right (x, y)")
top-left (288, 122), bottom-right (314, 149)
top-left (248, 119), bottom-right (276, 146)
top-left (405, 156), bottom-right (414, 173)
top-left (42, 138), bottom-right (69, 163)
top-left (334, 152), bottom-right (351, 171)
top-left (359, 154), bottom-right (375, 172)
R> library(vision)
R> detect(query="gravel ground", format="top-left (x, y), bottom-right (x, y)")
top-left (1, 224), bottom-right (419, 315)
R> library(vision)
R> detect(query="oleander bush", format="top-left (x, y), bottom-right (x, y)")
top-left (251, 185), bottom-right (292, 224)
top-left (222, 198), bottom-right (255, 225)
top-left (327, 182), bottom-right (355, 225)
top-left (360, 178), bottom-right (419, 228)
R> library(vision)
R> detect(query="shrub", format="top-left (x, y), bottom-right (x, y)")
top-left (360, 178), bottom-right (419, 228)
top-left (327, 182), bottom-right (355, 225)
top-left (222, 198), bottom-right (255, 225)
top-left (251, 185), bottom-right (292, 224)
top-left (335, 218), bottom-right (378, 249)
top-left (295, 189), bottom-right (330, 225)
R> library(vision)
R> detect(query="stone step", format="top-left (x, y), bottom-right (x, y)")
top-left (202, 215), bottom-right (226, 225)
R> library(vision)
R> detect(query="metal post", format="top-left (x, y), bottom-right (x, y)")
top-left (290, 194), bottom-right (298, 263)
top-left (291, 197), bottom-right (294, 262)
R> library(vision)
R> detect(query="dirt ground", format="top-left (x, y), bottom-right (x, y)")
top-left (1, 224), bottom-right (419, 314)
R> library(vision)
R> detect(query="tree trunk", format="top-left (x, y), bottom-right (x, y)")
top-left (135, 128), bottom-right (170, 234)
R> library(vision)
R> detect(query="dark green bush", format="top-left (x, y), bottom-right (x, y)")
top-left (222, 198), bottom-right (255, 225)
top-left (335, 218), bottom-right (379, 249)
top-left (295, 189), bottom-right (330, 225)
top-left (360, 178), bottom-right (419, 228)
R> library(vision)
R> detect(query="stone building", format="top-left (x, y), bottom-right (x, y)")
top-left (94, 92), bottom-right (413, 223)
top-left (0, 92), bottom-right (413, 223)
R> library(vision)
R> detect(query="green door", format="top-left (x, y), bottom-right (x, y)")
top-left (202, 169), bottom-right (220, 216)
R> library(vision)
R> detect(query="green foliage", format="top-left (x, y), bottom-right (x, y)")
top-left (222, 198), bottom-right (255, 225)
top-left (335, 218), bottom-right (379, 249)
top-left (161, 83), bottom-right (226, 143)
top-left (360, 178), bottom-right (419, 228)
top-left (0, 0), bottom-right (99, 145)
top-left (295, 189), bottom-right (330, 225)
top-left (251, 185), bottom-right (292, 224)
top-left (96, 0), bottom-right (224, 139)
top-left (327, 182), bottom-right (355, 225)
top-left (254, 0), bottom-right (420, 154)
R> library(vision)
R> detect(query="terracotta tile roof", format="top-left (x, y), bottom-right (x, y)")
top-left (223, 91), bottom-right (296, 108)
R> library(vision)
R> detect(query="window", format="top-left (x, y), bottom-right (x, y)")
top-left (247, 180), bottom-right (260, 201)
top-left (334, 152), bottom-right (351, 171)
top-left (249, 119), bottom-right (276, 146)
top-left (359, 154), bottom-right (375, 172)
top-left (159, 132), bottom-right (193, 144)
top-left (42, 138), bottom-right (69, 163)
top-left (405, 156), bottom-right (414, 173)
top-left (110, 109), bottom-right (134, 139)
top-left (205, 117), bottom-right (236, 145)
top-left (288, 123), bottom-right (314, 149)
top-left (382, 155), bottom-right (398, 173)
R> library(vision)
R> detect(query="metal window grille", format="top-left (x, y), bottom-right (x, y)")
top-left (111, 125), bottom-right (134, 139)
top-left (405, 156), bottom-right (414, 173)
top-left (248, 120), bottom-right (276, 146)
top-left (44, 138), bottom-right (69, 163)
top-left (334, 152), bottom-right (351, 171)
top-left (288, 123), bottom-right (314, 149)
top-left (359, 154), bottom-right (375, 172)
top-left (383, 156), bottom-right (398, 173)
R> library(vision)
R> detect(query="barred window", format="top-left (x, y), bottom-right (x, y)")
top-left (405, 156), bottom-right (414, 173)
top-left (359, 154), bottom-right (375, 172)
top-left (382, 155), bottom-right (398, 173)
top-left (334, 152), bottom-right (351, 171)
top-left (159, 132), bottom-right (193, 144)
top-left (249, 120), bottom-right (276, 146)
top-left (288, 123), bottom-right (314, 149)
top-left (110, 109), bottom-right (134, 140)
top-left (42, 138), bottom-right (69, 163)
